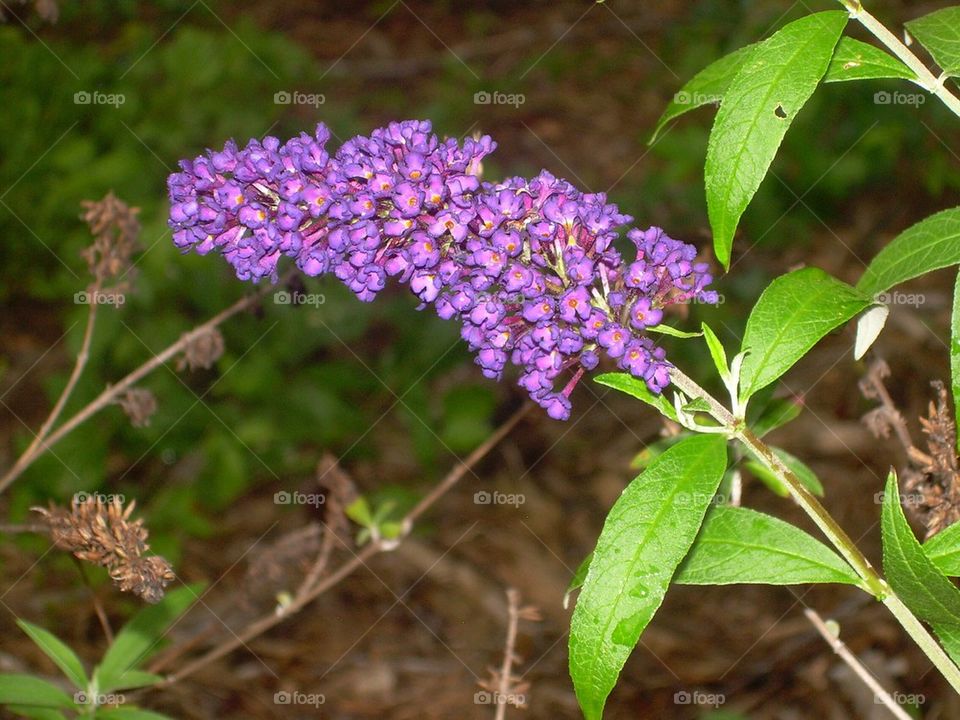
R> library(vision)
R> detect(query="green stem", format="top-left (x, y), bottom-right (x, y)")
top-left (669, 366), bottom-right (960, 693)
top-left (883, 593), bottom-right (960, 690)
top-left (838, 1), bottom-right (960, 119)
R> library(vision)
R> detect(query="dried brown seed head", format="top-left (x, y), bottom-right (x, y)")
top-left (80, 193), bottom-right (141, 287)
top-left (33, 494), bottom-right (174, 603)
top-left (117, 387), bottom-right (158, 427)
top-left (177, 328), bottom-right (225, 371)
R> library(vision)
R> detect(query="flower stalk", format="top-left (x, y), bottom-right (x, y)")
top-left (669, 366), bottom-right (960, 693)
top-left (837, 1), bottom-right (960, 119)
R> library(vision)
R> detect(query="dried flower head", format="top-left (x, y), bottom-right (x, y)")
top-left (177, 327), bottom-right (225, 371)
top-left (903, 382), bottom-right (960, 538)
top-left (81, 192), bottom-right (140, 287)
top-left (33, 495), bottom-right (175, 603)
top-left (116, 387), bottom-right (158, 427)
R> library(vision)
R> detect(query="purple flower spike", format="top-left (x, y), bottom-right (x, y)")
top-left (168, 119), bottom-right (717, 419)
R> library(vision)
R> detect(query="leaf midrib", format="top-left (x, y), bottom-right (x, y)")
top-left (581, 443), bottom-right (720, 698)
top-left (681, 536), bottom-right (855, 580)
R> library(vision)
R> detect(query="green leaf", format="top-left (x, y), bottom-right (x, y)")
top-left (748, 395), bottom-right (802, 437)
top-left (651, 36), bottom-right (912, 147)
top-left (701, 323), bottom-right (729, 380)
top-left (0, 675), bottom-right (73, 709)
top-left (738, 268), bottom-right (871, 399)
top-left (705, 11), bottom-right (847, 268)
top-left (924, 520), bottom-right (960, 577)
top-left (96, 584), bottom-right (202, 694)
top-left (744, 446), bottom-right (824, 497)
top-left (100, 670), bottom-right (164, 691)
top-left (650, 43), bottom-right (758, 143)
top-left (952, 271), bottom-right (960, 452)
top-left (645, 323), bottom-right (701, 339)
top-left (675, 506), bottom-right (860, 586)
top-left (564, 552), bottom-right (594, 609)
top-left (857, 208), bottom-right (960, 296)
top-left (906, 7), bottom-right (960, 77)
top-left (569, 434), bottom-right (728, 719)
top-left (380, 521), bottom-right (403, 539)
top-left (345, 497), bottom-right (374, 527)
top-left (824, 37), bottom-right (918, 83)
top-left (16, 621), bottom-right (88, 690)
top-left (882, 471), bottom-right (960, 665)
top-left (681, 398), bottom-right (712, 414)
top-left (595, 373), bottom-right (678, 423)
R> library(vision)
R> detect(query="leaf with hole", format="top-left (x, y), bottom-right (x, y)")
top-left (652, 36), bottom-right (912, 147)
top-left (705, 11), bottom-right (847, 268)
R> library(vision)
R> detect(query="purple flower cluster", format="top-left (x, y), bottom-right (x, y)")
top-left (168, 120), bottom-right (717, 420)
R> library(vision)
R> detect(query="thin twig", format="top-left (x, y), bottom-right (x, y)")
top-left (0, 272), bottom-right (291, 496)
top-left (15, 284), bottom-right (101, 475)
top-left (0, 523), bottom-right (47, 534)
top-left (74, 559), bottom-right (114, 644)
top-left (863, 361), bottom-right (916, 456)
top-left (804, 608), bottom-right (911, 720)
top-left (295, 521), bottom-right (338, 599)
top-left (159, 403), bottom-right (531, 687)
top-left (494, 589), bottom-right (522, 720)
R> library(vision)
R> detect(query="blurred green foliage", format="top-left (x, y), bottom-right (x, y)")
top-left (0, 8), bottom-right (499, 559)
